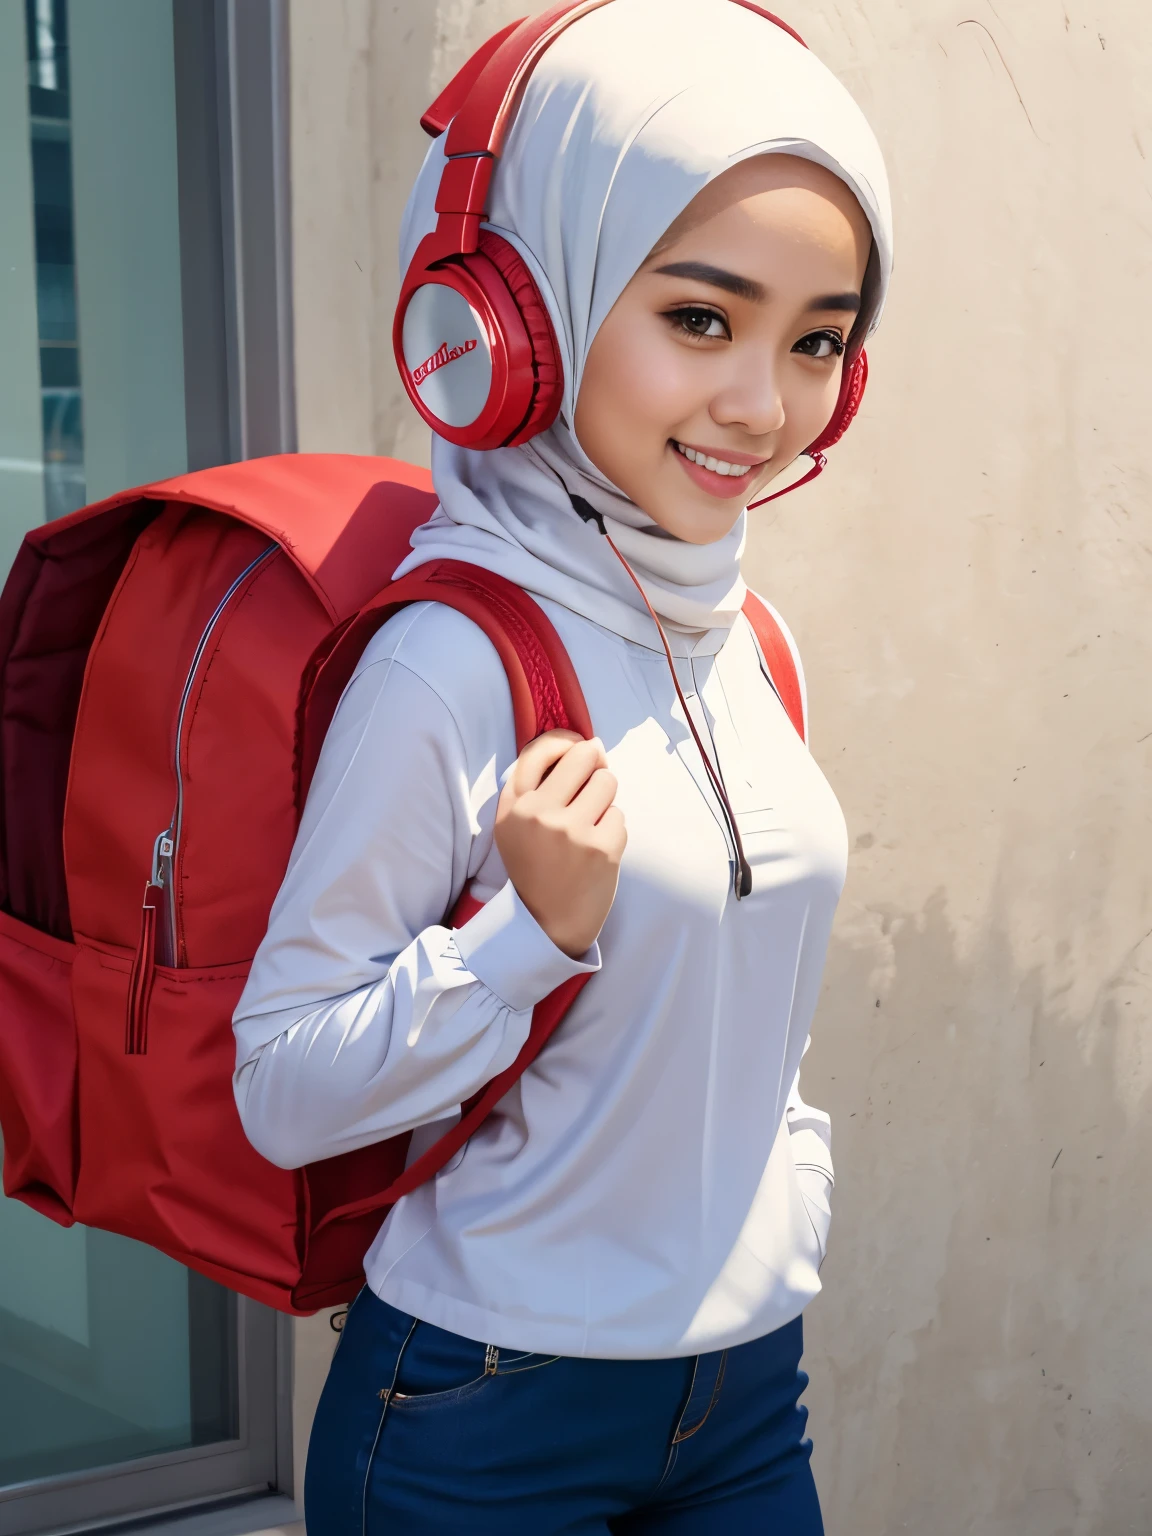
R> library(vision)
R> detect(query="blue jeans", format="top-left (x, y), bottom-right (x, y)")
top-left (305, 1288), bottom-right (823, 1533)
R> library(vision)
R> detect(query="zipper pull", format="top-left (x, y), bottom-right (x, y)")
top-left (126, 878), bottom-right (163, 1055)
top-left (151, 828), bottom-right (176, 968)
top-left (152, 830), bottom-right (174, 887)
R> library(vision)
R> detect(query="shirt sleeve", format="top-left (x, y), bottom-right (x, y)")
top-left (232, 622), bottom-right (599, 1171)
top-left (785, 1038), bottom-right (833, 1260)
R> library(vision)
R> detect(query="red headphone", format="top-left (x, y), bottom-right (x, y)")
top-left (394, 0), bottom-right (868, 496)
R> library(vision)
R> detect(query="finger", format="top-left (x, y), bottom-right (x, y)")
top-left (594, 805), bottom-right (628, 859)
top-left (510, 730), bottom-right (583, 795)
top-left (534, 738), bottom-right (609, 808)
top-left (568, 767), bottom-right (618, 826)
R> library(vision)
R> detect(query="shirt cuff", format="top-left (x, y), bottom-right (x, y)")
top-left (455, 880), bottom-right (601, 1014)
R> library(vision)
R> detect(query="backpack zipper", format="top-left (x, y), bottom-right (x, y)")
top-left (128, 542), bottom-right (277, 1048)
top-left (154, 541), bottom-right (278, 965)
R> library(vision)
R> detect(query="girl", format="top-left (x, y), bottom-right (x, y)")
top-left (233, 1), bottom-right (892, 1529)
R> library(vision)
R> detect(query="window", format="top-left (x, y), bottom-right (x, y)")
top-left (0, 2), bottom-right (295, 1530)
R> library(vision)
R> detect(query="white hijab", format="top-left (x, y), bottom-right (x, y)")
top-left (396, 0), bottom-right (893, 653)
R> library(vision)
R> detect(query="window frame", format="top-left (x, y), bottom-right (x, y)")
top-left (175, 0), bottom-right (296, 470)
top-left (0, 1), bottom-right (297, 1529)
top-left (0, 1297), bottom-right (283, 1536)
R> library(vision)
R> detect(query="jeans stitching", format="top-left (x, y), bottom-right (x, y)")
top-left (674, 1352), bottom-right (727, 1443)
top-left (496, 1355), bottom-right (561, 1376)
top-left (387, 1373), bottom-right (493, 1411)
top-left (390, 1370), bottom-right (486, 1400)
top-left (654, 1349), bottom-right (729, 1496)
top-left (661, 1443), bottom-right (681, 1489)
top-left (388, 1351), bottom-right (563, 1409)
top-left (361, 1316), bottom-right (418, 1536)
top-left (655, 1356), bottom-right (701, 1492)
top-left (690, 1348), bottom-right (727, 1435)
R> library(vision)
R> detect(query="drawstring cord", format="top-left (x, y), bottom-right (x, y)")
top-left (568, 494), bottom-right (754, 900)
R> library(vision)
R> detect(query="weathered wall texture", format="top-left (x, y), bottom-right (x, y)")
top-left (287, 2), bottom-right (1152, 1531)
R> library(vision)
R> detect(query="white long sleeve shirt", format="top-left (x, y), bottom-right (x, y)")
top-left (232, 594), bottom-right (847, 1358)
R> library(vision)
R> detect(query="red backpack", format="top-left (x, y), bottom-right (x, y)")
top-left (0, 453), bottom-right (805, 1314)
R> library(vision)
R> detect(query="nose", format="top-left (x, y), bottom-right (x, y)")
top-left (709, 347), bottom-right (786, 438)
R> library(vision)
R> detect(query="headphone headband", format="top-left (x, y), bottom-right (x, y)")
top-left (423, 0), bottom-right (809, 256)
top-left (446, 2), bottom-right (615, 162)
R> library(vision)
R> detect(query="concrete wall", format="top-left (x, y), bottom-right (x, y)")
top-left (286, 3), bottom-right (1152, 1531)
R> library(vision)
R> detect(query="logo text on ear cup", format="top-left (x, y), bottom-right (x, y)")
top-left (411, 338), bottom-right (480, 387)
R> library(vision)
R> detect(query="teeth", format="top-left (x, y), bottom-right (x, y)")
top-left (675, 442), bottom-right (752, 477)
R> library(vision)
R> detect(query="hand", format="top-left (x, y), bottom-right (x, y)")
top-left (494, 731), bottom-right (626, 959)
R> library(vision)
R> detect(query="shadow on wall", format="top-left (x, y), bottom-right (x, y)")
top-left (804, 887), bottom-right (1152, 1536)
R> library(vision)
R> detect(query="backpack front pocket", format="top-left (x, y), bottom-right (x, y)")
top-left (70, 941), bottom-right (301, 1308)
top-left (0, 910), bottom-right (77, 1222)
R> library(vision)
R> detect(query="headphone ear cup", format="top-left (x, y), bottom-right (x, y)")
top-left (809, 348), bottom-right (868, 455)
top-left (476, 229), bottom-right (563, 445)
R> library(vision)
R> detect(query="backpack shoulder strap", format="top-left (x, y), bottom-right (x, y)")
top-left (741, 591), bottom-right (807, 745)
top-left (298, 558), bottom-right (592, 806)
top-left (300, 559), bottom-right (594, 1233)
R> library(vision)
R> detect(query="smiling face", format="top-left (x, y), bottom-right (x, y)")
top-left (573, 153), bottom-right (872, 544)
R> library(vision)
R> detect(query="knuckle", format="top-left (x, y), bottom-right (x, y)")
top-left (543, 729), bottom-right (578, 755)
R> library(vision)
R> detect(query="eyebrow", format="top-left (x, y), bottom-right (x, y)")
top-left (654, 261), bottom-right (765, 302)
top-left (652, 260), bottom-right (861, 315)
top-left (806, 291), bottom-right (861, 315)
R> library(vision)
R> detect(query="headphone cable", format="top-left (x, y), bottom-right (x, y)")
top-left (567, 492), bottom-right (754, 899)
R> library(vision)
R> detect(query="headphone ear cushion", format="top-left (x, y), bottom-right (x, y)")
top-left (809, 348), bottom-right (868, 455)
top-left (477, 228), bottom-right (564, 444)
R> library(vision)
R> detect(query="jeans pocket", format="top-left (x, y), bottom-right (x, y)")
top-left (389, 1373), bottom-right (493, 1411)
top-left (389, 1331), bottom-right (563, 1409)
top-left (389, 1322), bottom-right (494, 1408)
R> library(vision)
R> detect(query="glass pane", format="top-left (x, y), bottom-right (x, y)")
top-left (25, 0), bottom-right (84, 520)
top-left (0, 0), bottom-right (47, 569)
top-left (0, 1148), bottom-right (239, 1489)
top-left (17, 0), bottom-right (190, 531)
top-left (66, 0), bottom-right (190, 502)
top-left (0, 0), bottom-right (244, 1499)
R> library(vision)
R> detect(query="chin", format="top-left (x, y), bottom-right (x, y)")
top-left (684, 518), bottom-right (741, 546)
top-left (662, 502), bottom-right (744, 545)
top-left (626, 470), bottom-right (744, 544)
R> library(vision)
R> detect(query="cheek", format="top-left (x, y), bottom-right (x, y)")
top-left (579, 319), bottom-right (697, 452)
top-left (783, 360), bottom-right (845, 448)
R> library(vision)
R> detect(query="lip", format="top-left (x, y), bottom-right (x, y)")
top-left (669, 439), bottom-right (770, 499)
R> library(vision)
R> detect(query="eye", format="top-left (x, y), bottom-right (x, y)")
top-left (666, 305), bottom-right (730, 341)
top-left (793, 329), bottom-right (845, 361)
